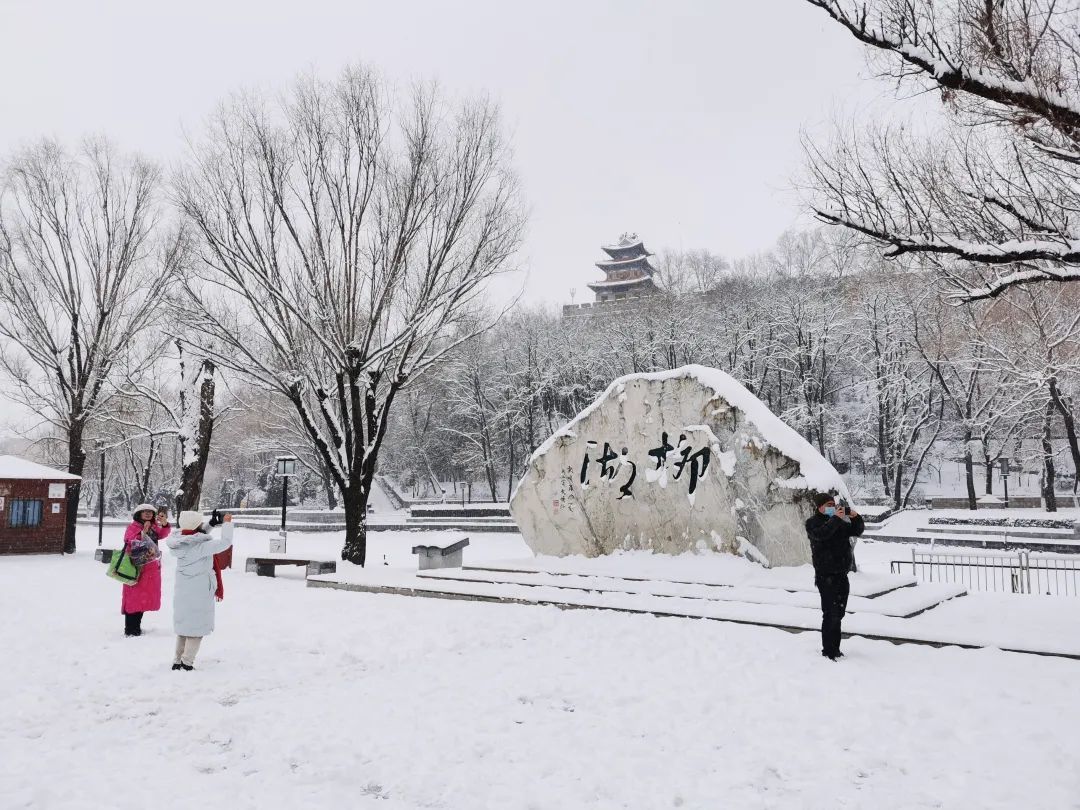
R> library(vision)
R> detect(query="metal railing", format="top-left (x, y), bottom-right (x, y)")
top-left (891, 549), bottom-right (1080, 596)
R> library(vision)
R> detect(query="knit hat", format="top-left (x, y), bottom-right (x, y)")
top-left (813, 492), bottom-right (836, 509)
top-left (178, 511), bottom-right (205, 532)
top-left (132, 503), bottom-right (157, 520)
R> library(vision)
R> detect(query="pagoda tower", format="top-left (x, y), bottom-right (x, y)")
top-left (587, 233), bottom-right (658, 303)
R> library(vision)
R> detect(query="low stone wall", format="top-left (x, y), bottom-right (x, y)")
top-left (929, 516), bottom-right (1077, 530)
top-left (410, 504), bottom-right (511, 519)
top-left (927, 496), bottom-right (1044, 509)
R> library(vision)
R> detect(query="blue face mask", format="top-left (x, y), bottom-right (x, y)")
top-left (823, 506), bottom-right (836, 517)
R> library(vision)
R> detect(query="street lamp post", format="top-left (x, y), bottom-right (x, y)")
top-left (999, 456), bottom-right (1011, 508)
top-left (96, 440), bottom-right (106, 547)
top-left (274, 456), bottom-right (297, 553)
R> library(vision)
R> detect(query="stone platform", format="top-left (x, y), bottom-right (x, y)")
top-left (308, 560), bottom-right (1080, 657)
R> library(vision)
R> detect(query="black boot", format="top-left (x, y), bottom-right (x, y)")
top-left (124, 612), bottom-right (142, 637)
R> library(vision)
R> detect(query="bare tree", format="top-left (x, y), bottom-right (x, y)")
top-left (654, 248), bottom-right (728, 295)
top-left (0, 139), bottom-right (182, 551)
top-left (979, 283), bottom-right (1080, 508)
top-left (802, 1), bottom-right (1080, 300)
top-left (175, 67), bottom-right (524, 565)
top-left (442, 333), bottom-right (502, 501)
top-left (857, 280), bottom-right (944, 508)
top-left (912, 298), bottom-right (1002, 508)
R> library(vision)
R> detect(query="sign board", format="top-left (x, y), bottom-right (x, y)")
top-left (48, 483), bottom-right (66, 499)
top-left (268, 534), bottom-right (286, 554)
top-left (51, 503), bottom-right (60, 514)
top-left (0, 496), bottom-right (4, 512)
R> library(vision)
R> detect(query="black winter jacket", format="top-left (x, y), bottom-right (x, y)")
top-left (805, 512), bottom-right (865, 577)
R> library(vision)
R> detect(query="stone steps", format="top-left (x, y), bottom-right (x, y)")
top-left (417, 566), bottom-right (962, 619)
top-left (307, 567), bottom-right (1080, 658)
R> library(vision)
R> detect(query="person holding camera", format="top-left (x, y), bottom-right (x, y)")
top-left (120, 504), bottom-right (171, 637)
top-left (805, 493), bottom-right (864, 661)
top-left (166, 510), bottom-right (232, 671)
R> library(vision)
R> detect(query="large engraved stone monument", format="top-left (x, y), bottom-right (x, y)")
top-left (510, 365), bottom-right (852, 567)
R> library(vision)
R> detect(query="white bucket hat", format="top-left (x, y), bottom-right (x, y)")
top-left (132, 503), bottom-right (157, 520)
top-left (178, 511), bottom-right (205, 532)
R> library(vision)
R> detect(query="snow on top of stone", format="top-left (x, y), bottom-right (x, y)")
top-left (523, 365), bottom-right (848, 497)
top-left (0, 455), bottom-right (81, 481)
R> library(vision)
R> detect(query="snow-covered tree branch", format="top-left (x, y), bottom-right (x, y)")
top-left (802, 0), bottom-right (1080, 300)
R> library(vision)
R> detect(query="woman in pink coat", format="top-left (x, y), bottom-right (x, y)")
top-left (121, 504), bottom-right (171, 636)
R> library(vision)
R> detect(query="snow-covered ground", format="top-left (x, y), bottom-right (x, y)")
top-left (3, 526), bottom-right (1080, 809)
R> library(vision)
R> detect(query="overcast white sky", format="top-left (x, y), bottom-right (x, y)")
top-left (1, 0), bottom-right (911, 307)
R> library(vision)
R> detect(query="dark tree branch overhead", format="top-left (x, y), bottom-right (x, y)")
top-left (807, 0), bottom-right (1080, 134)
top-left (801, 0), bottom-right (1080, 301)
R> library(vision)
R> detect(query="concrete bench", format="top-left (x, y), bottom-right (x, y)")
top-left (411, 536), bottom-right (470, 570)
top-left (245, 557), bottom-right (337, 578)
top-left (94, 548), bottom-right (116, 564)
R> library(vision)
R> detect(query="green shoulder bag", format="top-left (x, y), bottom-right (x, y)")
top-left (106, 545), bottom-right (140, 586)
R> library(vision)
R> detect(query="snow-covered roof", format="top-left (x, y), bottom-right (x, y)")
top-left (595, 255), bottom-right (655, 271)
top-left (586, 277), bottom-right (657, 289)
top-left (522, 365), bottom-right (848, 497)
top-left (0, 455), bottom-right (81, 481)
top-left (602, 233), bottom-right (644, 252)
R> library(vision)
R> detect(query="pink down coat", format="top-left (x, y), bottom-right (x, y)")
top-left (120, 521), bottom-right (171, 614)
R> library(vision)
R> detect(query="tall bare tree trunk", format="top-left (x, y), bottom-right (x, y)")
top-left (1049, 378), bottom-right (1080, 493)
top-left (341, 479), bottom-right (368, 567)
top-left (64, 419), bottom-right (86, 554)
top-left (139, 438), bottom-right (157, 503)
top-left (1041, 399), bottom-right (1058, 512)
top-left (963, 430), bottom-right (977, 510)
top-left (176, 358), bottom-right (216, 512)
top-left (320, 461), bottom-right (339, 510)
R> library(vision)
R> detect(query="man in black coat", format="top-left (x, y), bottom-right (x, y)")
top-left (805, 492), bottom-right (864, 660)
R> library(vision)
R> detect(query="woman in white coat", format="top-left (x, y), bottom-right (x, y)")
top-left (167, 511), bottom-right (233, 671)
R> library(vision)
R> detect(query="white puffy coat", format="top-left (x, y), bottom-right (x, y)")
top-left (166, 528), bottom-right (232, 637)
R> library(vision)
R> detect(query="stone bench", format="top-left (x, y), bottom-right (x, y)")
top-left (411, 536), bottom-right (470, 570)
top-left (245, 557), bottom-right (337, 578)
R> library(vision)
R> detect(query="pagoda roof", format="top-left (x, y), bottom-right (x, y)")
top-left (602, 233), bottom-right (645, 253)
top-left (586, 276), bottom-right (658, 291)
top-left (601, 233), bottom-right (652, 260)
top-left (595, 255), bottom-right (656, 274)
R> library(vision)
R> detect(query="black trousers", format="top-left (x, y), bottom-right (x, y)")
top-left (816, 574), bottom-right (849, 656)
top-left (124, 611), bottom-right (144, 636)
